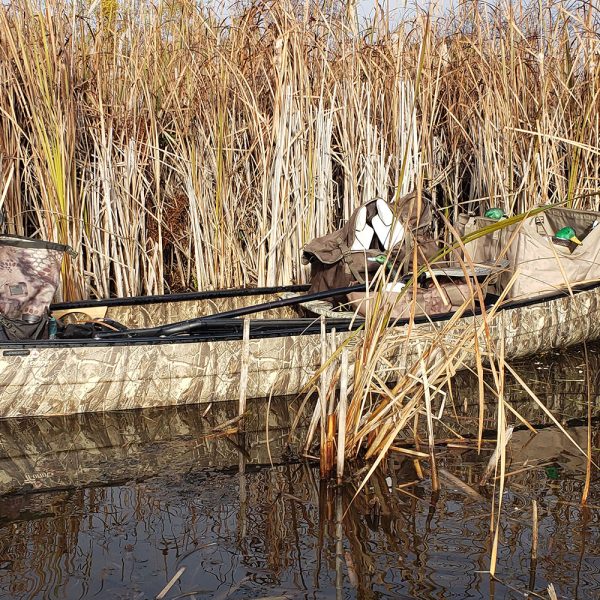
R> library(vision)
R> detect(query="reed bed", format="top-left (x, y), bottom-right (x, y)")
top-left (1, 0), bottom-right (600, 299)
top-left (302, 245), bottom-right (596, 582)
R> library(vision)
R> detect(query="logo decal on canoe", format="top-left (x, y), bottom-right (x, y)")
top-left (23, 471), bottom-right (55, 488)
top-left (3, 349), bottom-right (30, 357)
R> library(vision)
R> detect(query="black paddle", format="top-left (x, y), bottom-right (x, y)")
top-left (94, 282), bottom-right (371, 339)
top-left (92, 261), bottom-right (490, 340)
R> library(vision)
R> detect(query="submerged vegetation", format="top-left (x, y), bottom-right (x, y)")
top-left (1, 0), bottom-right (600, 299)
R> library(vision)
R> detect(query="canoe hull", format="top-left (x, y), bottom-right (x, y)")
top-left (1, 284), bottom-right (599, 418)
top-left (0, 334), bottom-right (325, 418)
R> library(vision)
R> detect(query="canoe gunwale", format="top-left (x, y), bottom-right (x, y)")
top-left (0, 317), bottom-right (359, 349)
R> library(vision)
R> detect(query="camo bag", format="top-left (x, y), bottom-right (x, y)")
top-left (347, 280), bottom-right (478, 320)
top-left (0, 235), bottom-right (74, 340)
top-left (302, 193), bottom-right (437, 302)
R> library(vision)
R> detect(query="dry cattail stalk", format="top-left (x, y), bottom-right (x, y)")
top-left (2, 1), bottom-right (600, 300)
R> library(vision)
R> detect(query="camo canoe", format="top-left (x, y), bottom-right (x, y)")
top-left (0, 281), bottom-right (599, 418)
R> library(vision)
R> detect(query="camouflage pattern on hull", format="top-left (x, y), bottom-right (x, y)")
top-left (0, 333), bottom-right (324, 417)
top-left (0, 285), bottom-right (599, 418)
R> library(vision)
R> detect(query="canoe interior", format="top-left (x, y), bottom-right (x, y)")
top-left (48, 281), bottom-right (599, 341)
top-left (53, 293), bottom-right (303, 329)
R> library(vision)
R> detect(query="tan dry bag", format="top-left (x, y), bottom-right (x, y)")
top-left (459, 206), bottom-right (600, 299)
top-left (499, 207), bottom-right (600, 299)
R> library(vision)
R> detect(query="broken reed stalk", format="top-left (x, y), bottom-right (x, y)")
top-left (238, 317), bottom-right (250, 419)
top-left (156, 567), bottom-right (186, 600)
top-left (320, 315), bottom-right (328, 438)
top-left (412, 412), bottom-right (424, 480)
top-left (318, 315), bottom-right (329, 474)
top-left (419, 344), bottom-right (439, 492)
top-left (489, 333), bottom-right (507, 578)
top-left (528, 498), bottom-right (539, 595)
top-left (480, 427), bottom-right (514, 486)
top-left (531, 500), bottom-right (538, 562)
top-left (321, 412), bottom-right (337, 480)
top-left (321, 327), bottom-right (339, 479)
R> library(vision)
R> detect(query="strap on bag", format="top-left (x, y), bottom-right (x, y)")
top-left (0, 312), bottom-right (22, 338)
top-left (534, 215), bottom-right (546, 236)
top-left (338, 241), bottom-right (370, 284)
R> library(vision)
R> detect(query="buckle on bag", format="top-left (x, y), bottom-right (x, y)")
top-left (534, 216), bottom-right (545, 235)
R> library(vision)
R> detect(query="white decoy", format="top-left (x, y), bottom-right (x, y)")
top-left (371, 199), bottom-right (405, 250)
top-left (350, 205), bottom-right (375, 251)
top-left (385, 281), bottom-right (406, 293)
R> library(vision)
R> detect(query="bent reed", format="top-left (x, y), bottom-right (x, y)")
top-left (1, 0), bottom-right (600, 299)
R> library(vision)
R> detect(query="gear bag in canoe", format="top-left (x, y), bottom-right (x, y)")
top-left (302, 193), bottom-right (496, 318)
top-left (0, 235), bottom-right (75, 340)
top-left (301, 192), bottom-right (437, 300)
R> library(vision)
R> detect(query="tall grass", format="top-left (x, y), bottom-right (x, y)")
top-left (1, 1), bottom-right (599, 299)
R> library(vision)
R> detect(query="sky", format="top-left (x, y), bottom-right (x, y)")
top-left (357, 0), bottom-right (409, 19)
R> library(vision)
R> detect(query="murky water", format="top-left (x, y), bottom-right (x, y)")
top-left (0, 346), bottom-right (599, 599)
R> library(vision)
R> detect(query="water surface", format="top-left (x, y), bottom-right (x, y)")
top-left (0, 346), bottom-right (598, 599)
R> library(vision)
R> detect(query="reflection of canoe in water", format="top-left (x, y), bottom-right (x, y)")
top-left (0, 397), bottom-right (309, 496)
top-left (0, 379), bottom-right (594, 497)
top-left (1, 281), bottom-right (600, 418)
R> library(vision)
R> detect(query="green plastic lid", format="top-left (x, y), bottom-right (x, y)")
top-left (484, 207), bottom-right (506, 220)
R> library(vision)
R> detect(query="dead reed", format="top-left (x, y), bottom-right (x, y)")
top-left (2, 1), bottom-right (600, 299)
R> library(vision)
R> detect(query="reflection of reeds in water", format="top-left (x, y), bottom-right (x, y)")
top-left (0, 440), bottom-right (596, 599)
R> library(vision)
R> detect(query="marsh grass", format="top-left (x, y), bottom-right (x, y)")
top-left (2, 1), bottom-right (600, 298)
top-left (2, 0), bottom-right (599, 585)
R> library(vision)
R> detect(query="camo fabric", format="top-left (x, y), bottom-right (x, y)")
top-left (0, 236), bottom-right (71, 321)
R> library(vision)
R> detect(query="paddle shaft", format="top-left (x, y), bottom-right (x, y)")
top-left (96, 283), bottom-right (369, 338)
